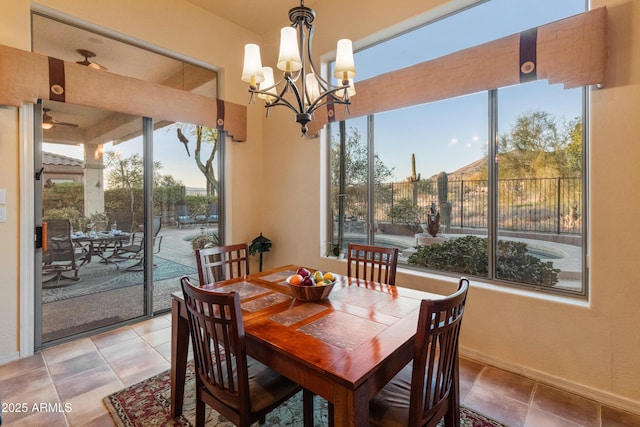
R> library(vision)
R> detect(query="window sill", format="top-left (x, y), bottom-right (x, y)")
top-left (395, 265), bottom-right (589, 307)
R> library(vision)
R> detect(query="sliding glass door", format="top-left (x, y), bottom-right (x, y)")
top-left (36, 101), bottom-right (148, 346)
top-left (35, 101), bottom-right (224, 346)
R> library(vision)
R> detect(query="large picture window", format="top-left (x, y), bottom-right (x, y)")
top-left (329, 0), bottom-right (587, 296)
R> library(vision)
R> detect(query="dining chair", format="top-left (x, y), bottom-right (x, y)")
top-left (180, 276), bottom-right (302, 427)
top-left (42, 219), bottom-right (87, 286)
top-left (196, 243), bottom-right (249, 285)
top-left (347, 243), bottom-right (399, 285)
top-left (369, 277), bottom-right (470, 427)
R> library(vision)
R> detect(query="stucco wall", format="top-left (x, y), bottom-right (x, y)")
top-left (0, 0), bottom-right (638, 414)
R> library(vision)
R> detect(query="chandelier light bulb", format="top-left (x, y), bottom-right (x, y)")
top-left (277, 27), bottom-right (302, 73)
top-left (305, 73), bottom-right (321, 104)
top-left (242, 44), bottom-right (265, 86)
top-left (334, 39), bottom-right (356, 82)
top-left (335, 78), bottom-right (356, 100)
top-left (258, 67), bottom-right (277, 102)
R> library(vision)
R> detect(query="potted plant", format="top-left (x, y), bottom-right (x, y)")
top-left (249, 233), bottom-right (272, 272)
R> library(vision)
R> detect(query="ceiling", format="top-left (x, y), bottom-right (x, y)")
top-left (32, 13), bottom-right (217, 144)
top-left (185, 0), bottom-right (318, 35)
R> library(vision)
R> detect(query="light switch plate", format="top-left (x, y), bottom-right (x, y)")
top-left (0, 207), bottom-right (6, 223)
top-left (0, 188), bottom-right (5, 204)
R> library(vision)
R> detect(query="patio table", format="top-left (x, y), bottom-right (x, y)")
top-left (170, 264), bottom-right (444, 427)
top-left (72, 232), bottom-right (130, 268)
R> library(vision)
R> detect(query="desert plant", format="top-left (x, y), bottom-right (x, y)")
top-left (437, 171), bottom-right (452, 232)
top-left (406, 153), bottom-right (421, 206)
top-left (408, 235), bottom-right (559, 286)
top-left (191, 233), bottom-right (219, 252)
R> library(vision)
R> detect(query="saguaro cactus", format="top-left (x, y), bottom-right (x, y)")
top-left (437, 171), bottom-right (452, 233)
top-left (406, 153), bottom-right (421, 206)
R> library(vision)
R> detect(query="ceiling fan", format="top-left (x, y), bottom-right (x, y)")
top-left (42, 108), bottom-right (79, 129)
top-left (76, 49), bottom-right (107, 70)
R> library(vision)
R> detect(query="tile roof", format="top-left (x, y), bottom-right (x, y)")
top-left (43, 151), bottom-right (84, 167)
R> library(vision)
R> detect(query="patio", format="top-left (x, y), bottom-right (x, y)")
top-left (41, 224), bottom-right (215, 342)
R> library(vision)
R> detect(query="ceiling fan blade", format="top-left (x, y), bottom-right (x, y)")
top-left (42, 108), bottom-right (79, 128)
top-left (76, 48), bottom-right (108, 71)
top-left (50, 119), bottom-right (79, 128)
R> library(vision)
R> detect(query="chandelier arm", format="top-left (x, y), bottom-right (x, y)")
top-left (250, 88), bottom-right (300, 114)
top-left (305, 87), bottom-right (351, 114)
top-left (284, 74), bottom-right (306, 113)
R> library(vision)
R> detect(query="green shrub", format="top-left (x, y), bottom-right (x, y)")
top-left (407, 235), bottom-right (559, 286)
top-left (388, 198), bottom-right (423, 225)
top-left (43, 207), bottom-right (82, 231)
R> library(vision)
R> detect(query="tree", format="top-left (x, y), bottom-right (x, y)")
top-left (330, 127), bottom-right (394, 187)
top-left (105, 152), bottom-right (165, 229)
top-left (175, 124), bottom-right (219, 197)
top-left (497, 110), bottom-right (579, 179)
top-left (565, 117), bottom-right (583, 175)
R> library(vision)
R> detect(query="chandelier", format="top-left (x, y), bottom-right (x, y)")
top-left (241, 0), bottom-right (356, 135)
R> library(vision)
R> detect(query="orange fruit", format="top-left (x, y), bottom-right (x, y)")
top-left (323, 272), bottom-right (335, 281)
top-left (288, 274), bottom-right (303, 285)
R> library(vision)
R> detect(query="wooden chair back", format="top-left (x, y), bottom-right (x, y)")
top-left (347, 243), bottom-right (399, 285)
top-left (409, 277), bottom-right (469, 426)
top-left (180, 276), bottom-right (252, 421)
top-left (196, 243), bottom-right (249, 285)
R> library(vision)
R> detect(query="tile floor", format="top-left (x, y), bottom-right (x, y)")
top-left (1, 314), bottom-right (639, 426)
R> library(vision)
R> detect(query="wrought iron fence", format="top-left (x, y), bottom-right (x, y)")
top-left (332, 176), bottom-right (582, 235)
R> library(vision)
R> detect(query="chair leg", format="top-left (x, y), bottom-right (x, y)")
top-left (328, 402), bottom-right (334, 427)
top-left (303, 389), bottom-right (314, 427)
top-left (443, 405), bottom-right (458, 427)
top-left (195, 397), bottom-right (205, 427)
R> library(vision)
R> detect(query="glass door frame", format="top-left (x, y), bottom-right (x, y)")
top-left (34, 104), bottom-right (154, 349)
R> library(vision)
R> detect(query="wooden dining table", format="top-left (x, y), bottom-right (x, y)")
top-left (170, 264), bottom-right (443, 427)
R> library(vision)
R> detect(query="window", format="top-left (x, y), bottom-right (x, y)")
top-left (329, 0), bottom-right (587, 296)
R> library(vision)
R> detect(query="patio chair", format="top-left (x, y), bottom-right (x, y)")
top-left (196, 243), bottom-right (249, 285)
top-left (175, 203), bottom-right (195, 229)
top-left (347, 243), bottom-right (399, 285)
top-left (111, 215), bottom-right (163, 271)
top-left (42, 219), bottom-right (87, 286)
top-left (369, 278), bottom-right (470, 427)
top-left (207, 203), bottom-right (219, 224)
top-left (180, 276), bottom-right (302, 427)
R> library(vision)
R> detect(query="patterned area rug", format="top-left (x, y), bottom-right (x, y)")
top-left (104, 362), bottom-right (509, 427)
top-left (43, 257), bottom-right (196, 303)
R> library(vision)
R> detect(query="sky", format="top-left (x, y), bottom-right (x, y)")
top-left (343, 0), bottom-right (585, 181)
top-left (45, 0), bottom-right (585, 187)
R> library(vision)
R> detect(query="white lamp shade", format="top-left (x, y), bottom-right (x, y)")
top-left (305, 73), bottom-right (321, 103)
top-left (277, 27), bottom-right (302, 72)
top-left (242, 44), bottom-right (265, 84)
top-left (334, 39), bottom-right (356, 80)
top-left (335, 78), bottom-right (356, 99)
top-left (258, 67), bottom-right (277, 100)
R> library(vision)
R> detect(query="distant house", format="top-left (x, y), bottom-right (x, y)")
top-left (42, 152), bottom-right (84, 185)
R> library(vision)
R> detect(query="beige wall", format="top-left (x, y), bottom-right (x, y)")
top-left (0, 0), bottom-right (639, 414)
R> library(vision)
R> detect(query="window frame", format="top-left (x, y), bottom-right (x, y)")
top-left (326, 1), bottom-right (589, 298)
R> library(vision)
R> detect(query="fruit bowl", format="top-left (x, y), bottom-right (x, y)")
top-left (286, 268), bottom-right (336, 301)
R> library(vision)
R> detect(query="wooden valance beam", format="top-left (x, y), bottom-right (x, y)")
top-left (308, 7), bottom-right (607, 136)
top-left (0, 44), bottom-right (247, 141)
